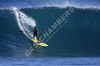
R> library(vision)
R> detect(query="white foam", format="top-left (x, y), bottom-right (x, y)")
top-left (12, 7), bottom-right (36, 39)
top-left (0, 0), bottom-right (100, 9)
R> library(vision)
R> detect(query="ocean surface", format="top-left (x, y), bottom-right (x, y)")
top-left (0, 0), bottom-right (100, 66)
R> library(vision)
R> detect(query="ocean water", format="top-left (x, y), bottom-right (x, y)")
top-left (0, 0), bottom-right (100, 66)
top-left (0, 57), bottom-right (100, 66)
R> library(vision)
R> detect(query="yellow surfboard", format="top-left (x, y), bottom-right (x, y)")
top-left (31, 39), bottom-right (39, 43)
top-left (38, 43), bottom-right (48, 47)
top-left (31, 39), bottom-right (49, 47)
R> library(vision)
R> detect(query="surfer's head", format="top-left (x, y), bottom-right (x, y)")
top-left (34, 26), bottom-right (37, 28)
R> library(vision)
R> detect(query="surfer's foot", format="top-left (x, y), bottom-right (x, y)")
top-left (37, 41), bottom-right (40, 43)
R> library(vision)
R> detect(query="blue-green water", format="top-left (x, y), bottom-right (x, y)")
top-left (0, 7), bottom-right (100, 57)
top-left (0, 0), bottom-right (100, 65)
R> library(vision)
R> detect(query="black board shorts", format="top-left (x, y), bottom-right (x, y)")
top-left (34, 32), bottom-right (38, 36)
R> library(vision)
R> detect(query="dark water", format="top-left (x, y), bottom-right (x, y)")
top-left (0, 7), bottom-right (100, 57)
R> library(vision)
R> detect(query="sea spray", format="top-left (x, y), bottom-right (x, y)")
top-left (12, 7), bottom-right (36, 39)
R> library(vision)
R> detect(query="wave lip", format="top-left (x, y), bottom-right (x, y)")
top-left (0, 0), bottom-right (100, 9)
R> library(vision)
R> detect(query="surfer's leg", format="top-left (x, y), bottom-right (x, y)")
top-left (33, 35), bottom-right (35, 39)
top-left (36, 35), bottom-right (38, 40)
top-left (36, 35), bottom-right (39, 42)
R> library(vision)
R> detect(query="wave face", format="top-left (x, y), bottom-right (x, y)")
top-left (0, 0), bottom-right (100, 9)
top-left (0, 7), bottom-right (100, 57)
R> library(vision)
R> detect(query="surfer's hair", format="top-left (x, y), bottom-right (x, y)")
top-left (34, 26), bottom-right (37, 28)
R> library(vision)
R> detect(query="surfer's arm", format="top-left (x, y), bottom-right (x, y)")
top-left (30, 30), bottom-right (34, 33)
top-left (37, 30), bottom-right (39, 35)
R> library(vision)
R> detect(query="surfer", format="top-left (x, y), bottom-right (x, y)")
top-left (30, 27), bottom-right (39, 40)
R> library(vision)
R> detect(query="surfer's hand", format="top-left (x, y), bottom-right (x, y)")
top-left (38, 33), bottom-right (39, 35)
top-left (30, 32), bottom-right (32, 34)
top-left (37, 32), bottom-right (39, 35)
